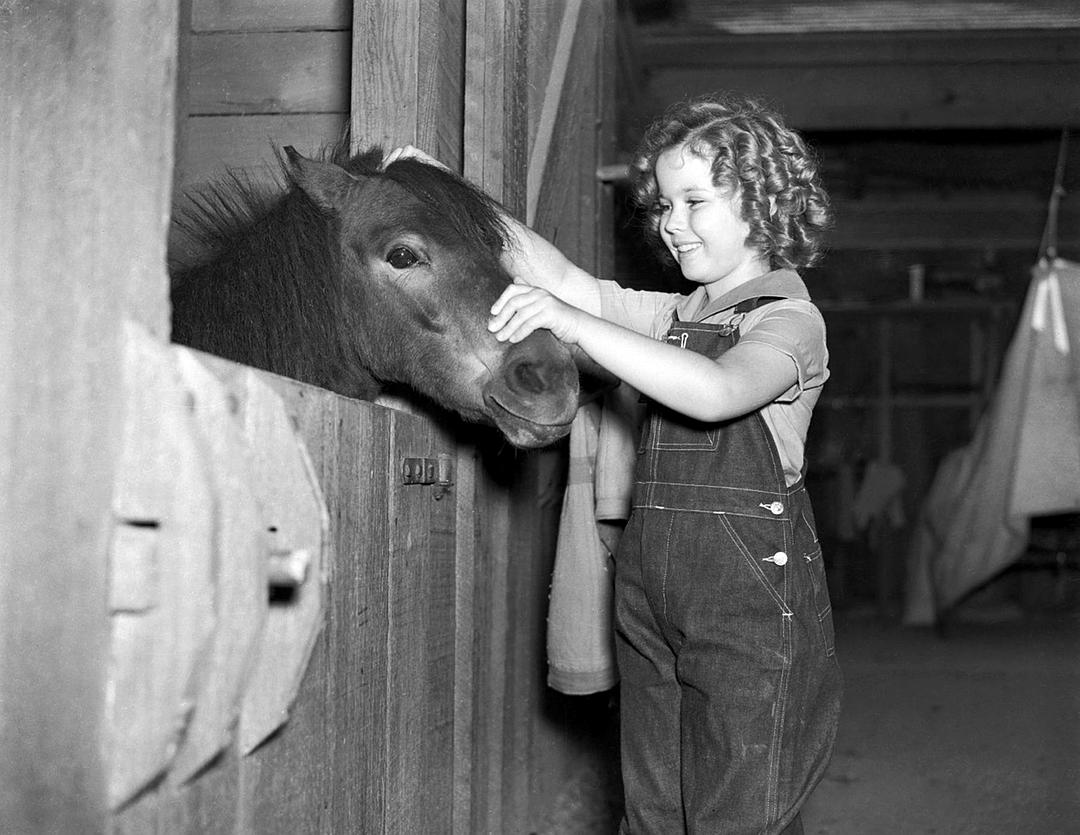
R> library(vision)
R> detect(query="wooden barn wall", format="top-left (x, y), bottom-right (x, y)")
top-left (2, 0), bottom-right (615, 833)
top-left (176, 0), bottom-right (352, 188)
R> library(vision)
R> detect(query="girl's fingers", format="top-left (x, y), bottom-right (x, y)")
top-left (488, 293), bottom-right (544, 342)
top-left (382, 144), bottom-right (449, 171)
top-left (489, 283), bottom-right (536, 317)
top-left (492, 306), bottom-right (540, 343)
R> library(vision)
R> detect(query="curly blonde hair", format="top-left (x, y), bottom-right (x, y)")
top-left (628, 93), bottom-right (831, 271)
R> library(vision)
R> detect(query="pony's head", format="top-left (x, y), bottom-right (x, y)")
top-left (171, 143), bottom-right (578, 448)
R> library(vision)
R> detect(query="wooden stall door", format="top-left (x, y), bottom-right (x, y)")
top-left (1, 2), bottom-right (178, 832)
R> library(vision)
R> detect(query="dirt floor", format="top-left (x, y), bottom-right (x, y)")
top-left (537, 597), bottom-right (1080, 834)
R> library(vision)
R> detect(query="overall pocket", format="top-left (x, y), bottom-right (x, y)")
top-left (716, 512), bottom-right (792, 616)
top-left (648, 409), bottom-right (721, 452)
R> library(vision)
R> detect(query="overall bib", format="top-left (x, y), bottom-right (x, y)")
top-left (615, 298), bottom-right (842, 835)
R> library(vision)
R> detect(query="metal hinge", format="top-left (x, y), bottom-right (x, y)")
top-left (401, 454), bottom-right (453, 488)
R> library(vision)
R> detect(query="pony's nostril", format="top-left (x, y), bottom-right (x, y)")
top-left (512, 361), bottom-right (549, 395)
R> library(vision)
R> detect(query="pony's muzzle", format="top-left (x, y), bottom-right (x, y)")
top-left (481, 331), bottom-right (578, 446)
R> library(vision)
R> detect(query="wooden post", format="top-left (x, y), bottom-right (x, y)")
top-left (0, 1), bottom-right (177, 831)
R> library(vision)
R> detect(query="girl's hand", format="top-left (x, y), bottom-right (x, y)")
top-left (382, 144), bottom-right (450, 172)
top-left (488, 281), bottom-right (585, 345)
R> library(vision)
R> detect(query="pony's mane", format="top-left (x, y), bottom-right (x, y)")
top-left (170, 137), bottom-right (510, 272)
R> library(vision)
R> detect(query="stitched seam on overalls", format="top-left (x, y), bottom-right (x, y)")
top-left (767, 612), bottom-right (794, 827)
top-left (660, 513), bottom-right (674, 624)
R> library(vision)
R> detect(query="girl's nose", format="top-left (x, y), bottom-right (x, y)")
top-left (663, 206), bottom-right (685, 233)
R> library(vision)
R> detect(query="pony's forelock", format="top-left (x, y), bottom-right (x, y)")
top-left (381, 157), bottom-right (510, 254)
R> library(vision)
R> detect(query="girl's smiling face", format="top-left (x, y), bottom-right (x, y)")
top-left (654, 144), bottom-right (770, 299)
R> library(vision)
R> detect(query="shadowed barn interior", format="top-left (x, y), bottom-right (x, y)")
top-left (536, 1), bottom-right (1080, 831)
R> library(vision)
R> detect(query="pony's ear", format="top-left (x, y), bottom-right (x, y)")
top-left (284, 145), bottom-right (360, 212)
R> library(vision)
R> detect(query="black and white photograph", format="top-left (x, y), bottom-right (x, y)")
top-left (3, 1), bottom-right (1078, 832)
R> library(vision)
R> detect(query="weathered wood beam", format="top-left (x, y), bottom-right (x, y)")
top-left (527, 0), bottom-right (585, 225)
top-left (192, 0), bottom-right (350, 32)
top-left (632, 29), bottom-right (1080, 130)
top-left (634, 29), bottom-right (1080, 67)
top-left (187, 31), bottom-right (350, 115)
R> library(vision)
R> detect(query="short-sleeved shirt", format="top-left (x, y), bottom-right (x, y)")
top-left (596, 270), bottom-right (829, 485)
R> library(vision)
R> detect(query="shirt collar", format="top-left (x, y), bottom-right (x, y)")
top-left (675, 269), bottom-right (810, 323)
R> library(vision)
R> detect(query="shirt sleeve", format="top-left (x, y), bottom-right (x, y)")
top-left (598, 282), bottom-right (682, 339)
top-left (737, 299), bottom-right (829, 403)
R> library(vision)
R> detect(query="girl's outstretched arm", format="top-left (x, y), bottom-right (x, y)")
top-left (489, 285), bottom-right (797, 422)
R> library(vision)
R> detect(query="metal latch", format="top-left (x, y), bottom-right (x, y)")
top-left (401, 454), bottom-right (453, 488)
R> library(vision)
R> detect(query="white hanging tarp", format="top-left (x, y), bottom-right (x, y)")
top-left (904, 259), bottom-right (1080, 625)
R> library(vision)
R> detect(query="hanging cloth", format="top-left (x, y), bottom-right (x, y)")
top-left (904, 132), bottom-right (1080, 624)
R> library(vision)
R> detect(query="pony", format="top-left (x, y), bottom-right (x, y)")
top-left (169, 141), bottom-right (579, 448)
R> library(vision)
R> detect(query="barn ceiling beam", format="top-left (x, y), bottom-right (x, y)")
top-left (628, 28), bottom-right (1080, 131)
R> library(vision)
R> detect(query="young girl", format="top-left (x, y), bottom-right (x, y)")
top-left (390, 92), bottom-right (841, 834)
top-left (488, 94), bottom-right (841, 835)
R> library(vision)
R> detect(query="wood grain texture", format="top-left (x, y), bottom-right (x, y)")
top-left (1, 2), bottom-right (177, 831)
top-left (351, 0), bottom-right (421, 148)
top-left (192, 0), bottom-right (351, 33)
top-left (187, 31), bottom-right (350, 115)
top-left (177, 113), bottom-right (348, 187)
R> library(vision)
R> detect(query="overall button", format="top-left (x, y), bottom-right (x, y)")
top-left (763, 551), bottom-right (788, 566)
top-left (760, 501), bottom-right (784, 515)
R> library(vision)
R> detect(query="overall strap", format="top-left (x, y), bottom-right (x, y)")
top-left (725, 296), bottom-right (785, 343)
top-left (734, 295), bottom-right (785, 314)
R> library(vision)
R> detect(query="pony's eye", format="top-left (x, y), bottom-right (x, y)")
top-left (386, 246), bottom-right (419, 269)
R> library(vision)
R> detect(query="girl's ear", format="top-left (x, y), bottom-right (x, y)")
top-left (284, 146), bottom-right (362, 212)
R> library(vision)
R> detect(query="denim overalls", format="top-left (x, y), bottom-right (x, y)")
top-left (614, 296), bottom-right (842, 835)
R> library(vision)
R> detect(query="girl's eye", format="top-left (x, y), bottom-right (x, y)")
top-left (386, 246), bottom-right (420, 269)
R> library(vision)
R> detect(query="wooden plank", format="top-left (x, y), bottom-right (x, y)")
top-left (526, 0), bottom-right (585, 225)
top-left (417, 0), bottom-right (466, 168)
top-left (532, 0), bottom-right (605, 266)
top-left (464, 0), bottom-right (528, 206)
top-left (384, 410), bottom-right (456, 832)
top-left (472, 456), bottom-right (513, 833)
top-left (464, 0), bottom-right (507, 192)
top-left (500, 455), bottom-right (542, 832)
top-left (187, 31), bottom-right (350, 115)
top-left (451, 441), bottom-right (478, 835)
top-left (238, 374), bottom-right (337, 835)
top-left (598, 1), bottom-right (618, 280)
top-left (645, 61), bottom-right (1080, 130)
top-left (0, 2), bottom-right (177, 831)
top-left (525, 0), bottom-right (567, 152)
top-left (351, 0), bottom-right (421, 148)
top-left (176, 113), bottom-right (347, 187)
top-left (460, 4), bottom-right (524, 830)
top-left (326, 402), bottom-right (393, 833)
top-left (191, 0), bottom-right (351, 32)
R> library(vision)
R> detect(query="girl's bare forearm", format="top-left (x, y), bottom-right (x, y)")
top-left (573, 313), bottom-right (793, 422)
